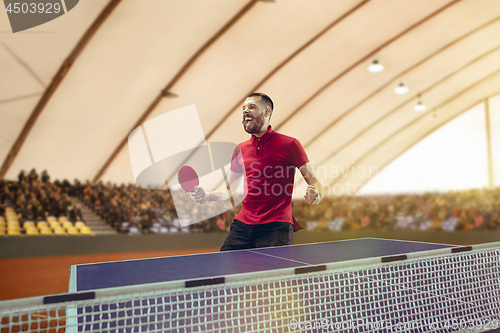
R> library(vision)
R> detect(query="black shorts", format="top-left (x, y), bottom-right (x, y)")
top-left (220, 220), bottom-right (293, 251)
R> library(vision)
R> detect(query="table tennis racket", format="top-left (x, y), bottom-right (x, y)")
top-left (178, 165), bottom-right (199, 192)
top-left (178, 166), bottom-right (203, 203)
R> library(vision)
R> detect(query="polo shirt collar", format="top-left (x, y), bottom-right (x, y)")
top-left (252, 125), bottom-right (274, 141)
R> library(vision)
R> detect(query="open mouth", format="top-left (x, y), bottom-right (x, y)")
top-left (243, 117), bottom-right (254, 124)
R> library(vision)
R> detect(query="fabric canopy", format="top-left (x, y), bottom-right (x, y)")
top-left (1, 0), bottom-right (499, 197)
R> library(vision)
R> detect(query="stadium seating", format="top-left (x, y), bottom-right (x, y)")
top-left (39, 227), bottom-right (53, 235)
top-left (62, 221), bottom-right (73, 230)
top-left (49, 221), bottom-right (61, 229)
top-left (7, 225), bottom-right (21, 236)
top-left (53, 227), bottom-right (66, 235)
top-left (23, 221), bottom-right (35, 228)
top-left (26, 226), bottom-right (39, 236)
top-left (75, 221), bottom-right (85, 230)
top-left (66, 226), bottom-right (79, 235)
top-left (37, 221), bottom-right (48, 229)
top-left (80, 226), bottom-right (92, 235)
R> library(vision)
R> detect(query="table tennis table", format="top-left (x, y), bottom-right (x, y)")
top-left (2, 238), bottom-right (500, 333)
top-left (69, 238), bottom-right (453, 292)
top-left (63, 238), bottom-right (500, 333)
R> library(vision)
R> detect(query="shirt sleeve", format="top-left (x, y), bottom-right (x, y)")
top-left (230, 145), bottom-right (244, 173)
top-left (289, 139), bottom-right (309, 168)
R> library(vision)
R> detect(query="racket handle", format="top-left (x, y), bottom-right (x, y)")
top-left (198, 190), bottom-right (209, 204)
top-left (187, 189), bottom-right (207, 204)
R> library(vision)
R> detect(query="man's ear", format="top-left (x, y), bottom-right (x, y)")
top-left (265, 107), bottom-right (272, 118)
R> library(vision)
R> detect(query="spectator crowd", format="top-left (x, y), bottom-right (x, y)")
top-left (293, 188), bottom-right (500, 232)
top-left (74, 176), bottom-right (239, 233)
top-left (2, 169), bottom-right (500, 234)
top-left (1, 169), bottom-right (84, 228)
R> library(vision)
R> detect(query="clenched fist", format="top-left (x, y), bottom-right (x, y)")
top-left (304, 185), bottom-right (320, 205)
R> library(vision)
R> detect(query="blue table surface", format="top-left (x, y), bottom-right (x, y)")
top-left (73, 238), bottom-right (454, 291)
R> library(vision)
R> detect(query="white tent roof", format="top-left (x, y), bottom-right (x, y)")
top-left (1, 0), bottom-right (500, 196)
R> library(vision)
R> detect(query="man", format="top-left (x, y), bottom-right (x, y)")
top-left (68, 203), bottom-right (84, 223)
top-left (191, 93), bottom-right (324, 251)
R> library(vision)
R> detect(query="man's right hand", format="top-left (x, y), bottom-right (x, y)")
top-left (190, 186), bottom-right (209, 203)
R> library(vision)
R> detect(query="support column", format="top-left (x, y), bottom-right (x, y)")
top-left (485, 98), bottom-right (494, 189)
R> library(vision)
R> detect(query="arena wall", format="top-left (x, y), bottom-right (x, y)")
top-left (1, 231), bottom-right (499, 258)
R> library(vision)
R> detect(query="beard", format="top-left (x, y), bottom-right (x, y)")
top-left (242, 116), bottom-right (265, 134)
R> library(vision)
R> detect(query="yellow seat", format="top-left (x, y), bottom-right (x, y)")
top-left (49, 221), bottom-right (61, 229)
top-left (67, 226), bottom-right (79, 235)
top-left (39, 227), bottom-right (53, 235)
top-left (0, 216), bottom-right (5, 222)
top-left (54, 227), bottom-right (66, 235)
top-left (37, 221), bottom-right (48, 229)
top-left (80, 226), bottom-right (92, 235)
top-left (7, 228), bottom-right (21, 236)
top-left (23, 221), bottom-right (35, 228)
top-left (26, 227), bottom-right (39, 236)
top-left (62, 221), bottom-right (73, 230)
top-left (0, 229), bottom-right (5, 236)
top-left (59, 216), bottom-right (68, 223)
top-left (8, 224), bottom-right (19, 231)
top-left (8, 220), bottom-right (19, 227)
top-left (47, 216), bottom-right (57, 223)
top-left (75, 221), bottom-right (86, 229)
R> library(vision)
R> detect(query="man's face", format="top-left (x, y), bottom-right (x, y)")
top-left (241, 96), bottom-right (268, 134)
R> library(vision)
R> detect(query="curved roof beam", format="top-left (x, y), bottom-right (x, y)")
top-left (93, 0), bottom-right (258, 182)
top-left (201, 0), bottom-right (370, 141)
top-left (328, 67), bottom-right (500, 187)
top-left (305, 16), bottom-right (500, 151)
top-left (0, 0), bottom-right (123, 179)
top-left (316, 33), bottom-right (500, 167)
top-left (358, 93), bottom-right (500, 189)
top-left (273, 0), bottom-right (460, 133)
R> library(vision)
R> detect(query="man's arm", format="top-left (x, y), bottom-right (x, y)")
top-left (191, 170), bottom-right (243, 203)
top-left (299, 162), bottom-right (325, 205)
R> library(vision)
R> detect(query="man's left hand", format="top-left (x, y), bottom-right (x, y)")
top-left (304, 185), bottom-right (320, 205)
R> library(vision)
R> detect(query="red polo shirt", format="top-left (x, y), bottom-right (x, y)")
top-left (230, 126), bottom-right (309, 225)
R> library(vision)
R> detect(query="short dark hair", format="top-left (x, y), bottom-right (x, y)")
top-left (247, 92), bottom-right (274, 111)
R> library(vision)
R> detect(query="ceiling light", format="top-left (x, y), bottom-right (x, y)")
top-left (368, 59), bottom-right (384, 73)
top-left (395, 83), bottom-right (408, 94)
top-left (414, 101), bottom-right (426, 112)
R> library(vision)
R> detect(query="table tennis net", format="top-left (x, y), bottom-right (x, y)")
top-left (1, 244), bottom-right (500, 333)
